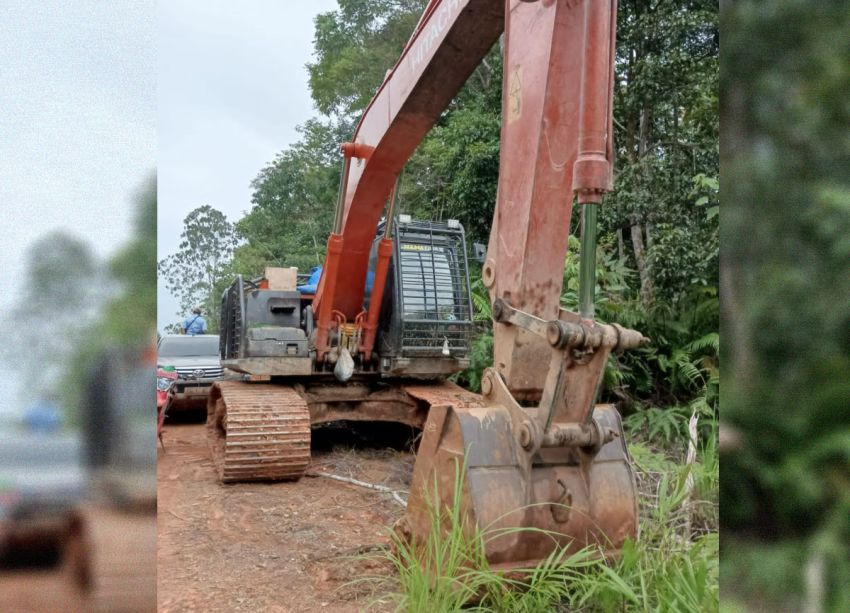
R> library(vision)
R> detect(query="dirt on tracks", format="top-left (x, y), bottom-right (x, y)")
top-left (157, 422), bottom-right (415, 613)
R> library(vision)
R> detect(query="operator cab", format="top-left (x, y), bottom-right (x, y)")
top-left (219, 216), bottom-right (474, 378)
top-left (370, 216), bottom-right (473, 376)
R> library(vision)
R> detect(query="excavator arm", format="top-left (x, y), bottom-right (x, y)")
top-left (314, 0), bottom-right (623, 398)
top-left (336, 0), bottom-right (647, 566)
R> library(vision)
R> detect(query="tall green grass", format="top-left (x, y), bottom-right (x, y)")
top-left (364, 458), bottom-right (606, 612)
top-left (357, 420), bottom-right (719, 612)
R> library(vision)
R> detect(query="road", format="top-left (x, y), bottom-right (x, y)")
top-left (157, 422), bottom-right (413, 612)
top-left (0, 567), bottom-right (84, 611)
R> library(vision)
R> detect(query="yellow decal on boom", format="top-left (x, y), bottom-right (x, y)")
top-left (508, 66), bottom-right (522, 124)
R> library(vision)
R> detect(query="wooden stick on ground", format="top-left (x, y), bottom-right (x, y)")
top-left (305, 470), bottom-right (408, 507)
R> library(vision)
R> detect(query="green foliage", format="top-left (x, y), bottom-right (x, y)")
top-left (561, 235), bottom-right (635, 312)
top-left (450, 331), bottom-right (492, 394)
top-left (721, 0), bottom-right (850, 528)
top-left (308, 0), bottom-right (427, 118)
top-left (469, 274), bottom-right (492, 323)
top-left (557, 232), bottom-right (719, 411)
top-left (61, 176), bottom-right (157, 424)
top-left (231, 119), bottom-right (350, 281)
top-left (605, 0), bottom-right (719, 303)
top-left (607, 288), bottom-right (719, 407)
top-left (624, 405), bottom-right (691, 446)
top-left (457, 232), bottom-right (720, 417)
top-left (721, 1), bottom-right (850, 608)
top-left (99, 175), bottom-right (157, 344)
top-left (569, 533), bottom-right (719, 613)
top-left (367, 459), bottom-right (607, 612)
top-left (565, 433), bottom-right (719, 612)
top-left (398, 50), bottom-right (502, 245)
top-left (721, 539), bottom-right (806, 611)
top-left (158, 204), bottom-right (237, 331)
top-left (722, 533), bottom-right (850, 613)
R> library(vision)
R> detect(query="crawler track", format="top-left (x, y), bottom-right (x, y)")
top-left (207, 380), bottom-right (311, 483)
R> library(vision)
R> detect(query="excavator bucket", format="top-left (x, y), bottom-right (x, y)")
top-left (399, 371), bottom-right (638, 569)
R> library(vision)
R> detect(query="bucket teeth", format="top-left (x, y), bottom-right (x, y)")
top-left (207, 381), bottom-right (311, 483)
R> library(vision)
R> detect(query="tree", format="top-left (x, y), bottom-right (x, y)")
top-left (60, 175), bottom-right (158, 423)
top-left (307, 0), bottom-right (504, 246)
top-left (231, 119), bottom-right (349, 280)
top-left (397, 45), bottom-right (503, 245)
top-left (158, 205), bottom-right (237, 332)
top-left (720, 1), bottom-right (850, 609)
top-left (309, 0), bottom-right (720, 301)
top-left (100, 174), bottom-right (157, 344)
top-left (308, 0), bottom-right (428, 119)
top-left (605, 0), bottom-right (719, 305)
top-left (4, 230), bottom-right (100, 395)
top-left (722, 0), bottom-right (850, 532)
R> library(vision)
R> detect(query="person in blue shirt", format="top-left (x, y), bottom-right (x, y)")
top-left (181, 307), bottom-right (208, 336)
top-left (23, 397), bottom-right (62, 434)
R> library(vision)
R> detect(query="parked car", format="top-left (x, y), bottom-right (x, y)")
top-left (0, 432), bottom-right (86, 562)
top-left (156, 334), bottom-right (222, 411)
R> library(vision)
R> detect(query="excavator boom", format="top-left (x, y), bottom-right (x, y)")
top-left (313, 0), bottom-right (504, 359)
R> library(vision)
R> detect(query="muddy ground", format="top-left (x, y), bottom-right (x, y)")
top-left (0, 568), bottom-right (84, 611)
top-left (157, 419), bottom-right (417, 612)
top-left (0, 498), bottom-right (155, 611)
top-left (0, 521), bottom-right (82, 611)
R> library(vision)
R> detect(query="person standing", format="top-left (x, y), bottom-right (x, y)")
top-left (181, 307), bottom-right (207, 336)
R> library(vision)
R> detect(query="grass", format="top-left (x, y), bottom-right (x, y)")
top-left (721, 534), bottom-right (850, 613)
top-left (352, 408), bottom-right (720, 612)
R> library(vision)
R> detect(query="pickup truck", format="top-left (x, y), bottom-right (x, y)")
top-left (156, 334), bottom-right (222, 411)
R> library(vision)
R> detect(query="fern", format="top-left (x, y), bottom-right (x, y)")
top-left (685, 332), bottom-right (719, 355)
top-left (624, 405), bottom-right (692, 445)
top-left (470, 280), bottom-right (492, 322)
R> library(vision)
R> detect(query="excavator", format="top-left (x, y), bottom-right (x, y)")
top-left (209, 0), bottom-right (647, 568)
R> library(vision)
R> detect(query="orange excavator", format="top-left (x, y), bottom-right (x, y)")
top-left (210, 0), bottom-right (647, 567)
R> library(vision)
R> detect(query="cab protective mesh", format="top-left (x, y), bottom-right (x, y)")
top-left (396, 221), bottom-right (473, 356)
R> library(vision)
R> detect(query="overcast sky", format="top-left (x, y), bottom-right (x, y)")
top-left (0, 1), bottom-right (156, 418)
top-left (157, 1), bottom-right (337, 329)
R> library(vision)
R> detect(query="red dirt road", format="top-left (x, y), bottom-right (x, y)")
top-left (157, 423), bottom-right (412, 612)
top-left (0, 569), bottom-right (84, 612)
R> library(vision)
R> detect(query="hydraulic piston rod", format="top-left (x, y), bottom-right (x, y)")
top-left (579, 204), bottom-right (598, 320)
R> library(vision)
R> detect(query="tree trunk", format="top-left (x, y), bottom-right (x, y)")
top-left (617, 227), bottom-right (625, 261)
top-left (645, 222), bottom-right (653, 281)
top-left (720, 261), bottom-right (752, 384)
top-left (638, 107), bottom-right (652, 157)
top-left (630, 221), bottom-right (654, 304)
top-left (312, 233), bottom-right (321, 262)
